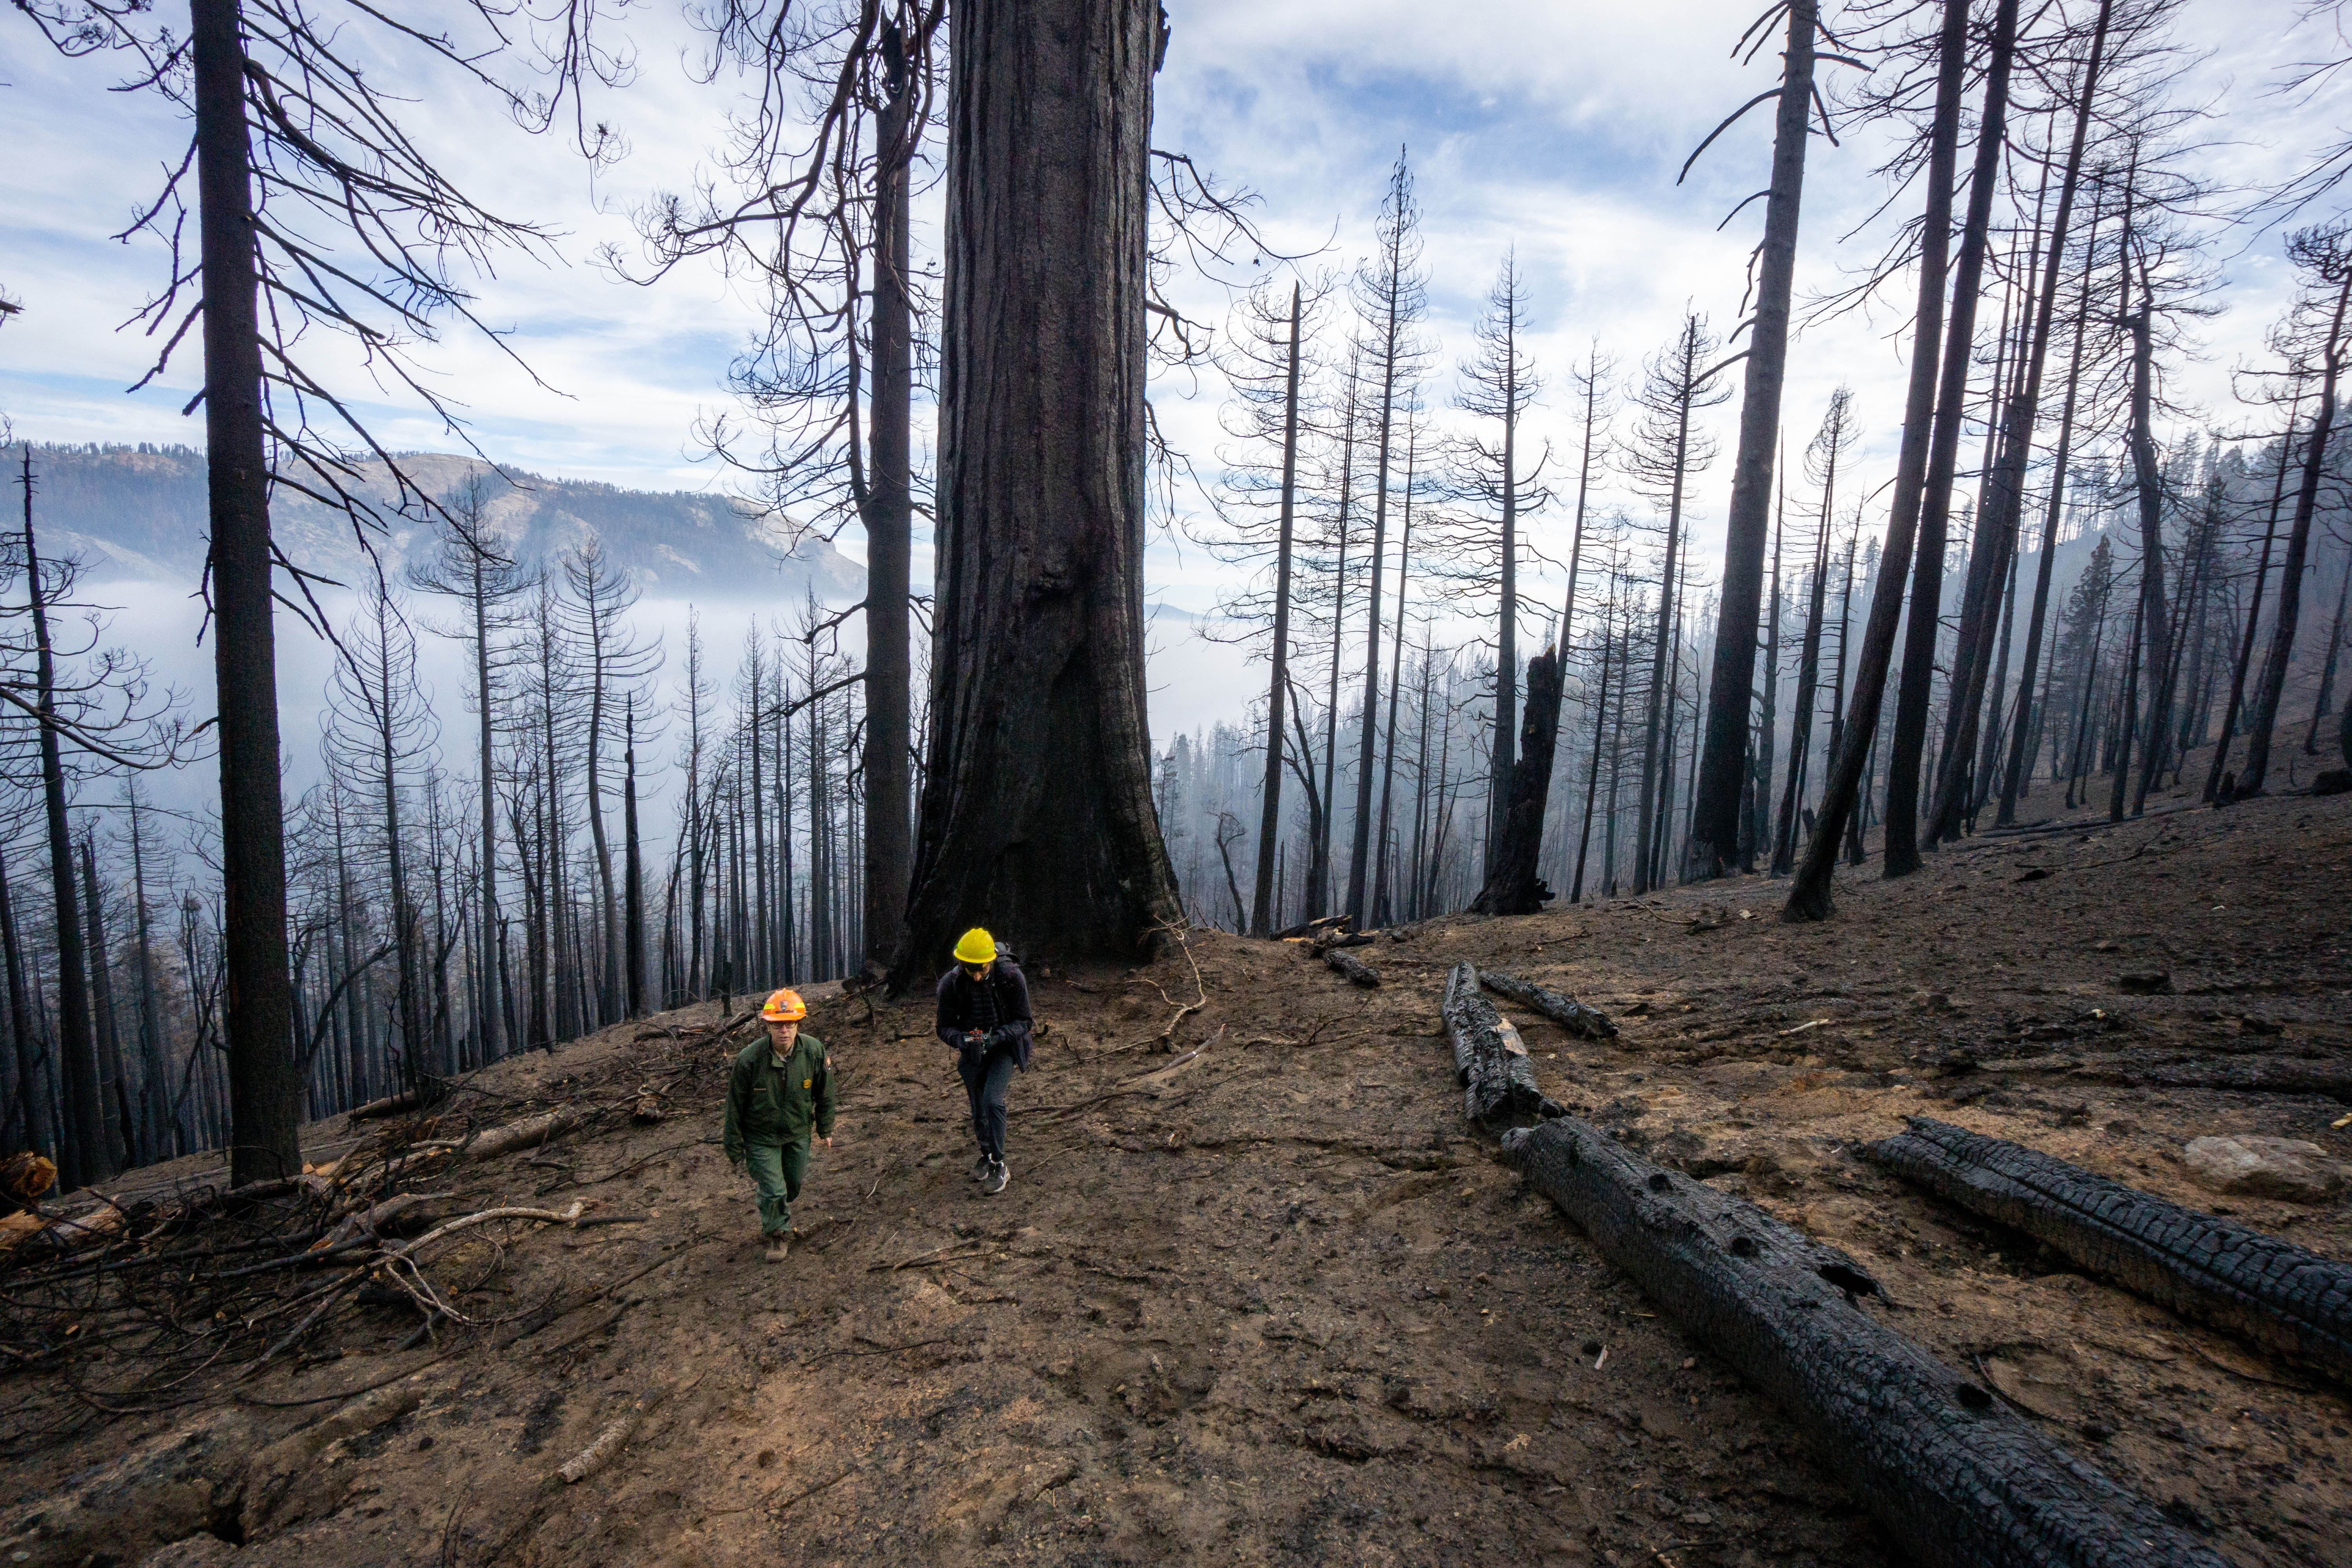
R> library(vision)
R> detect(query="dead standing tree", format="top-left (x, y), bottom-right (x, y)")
top-left (1344, 153), bottom-right (1432, 927)
top-left (892, 0), bottom-right (1181, 978)
top-left (1452, 252), bottom-right (1550, 885)
top-left (2239, 223), bottom-right (2352, 798)
top-left (1885, 0), bottom-right (2022, 877)
top-left (1624, 314), bottom-right (1730, 894)
top-left (1200, 276), bottom-right (1332, 935)
top-left (5, 450), bottom-right (192, 1189)
top-left (1787, 0), bottom-right (1971, 920)
top-left (23, 0), bottom-right (617, 1183)
top-left (1688, 0), bottom-right (1837, 880)
top-left (1930, 0), bottom-right (2118, 840)
top-left (626, 0), bottom-right (944, 975)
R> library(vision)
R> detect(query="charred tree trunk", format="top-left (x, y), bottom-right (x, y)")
top-left (80, 837), bottom-right (133, 1171)
top-left (622, 700), bottom-right (644, 1018)
top-left (1471, 650), bottom-right (1563, 915)
top-left (1786, 0), bottom-right (1968, 919)
top-left (2303, 556), bottom-right (2350, 754)
top-left (1999, 205), bottom-right (2107, 824)
top-left (22, 476), bottom-right (105, 1188)
top-left (895, 0), bottom-right (1180, 979)
top-left (0, 849), bottom-right (42, 1163)
top-left (1441, 964), bottom-right (1561, 1127)
top-left (1944, 0), bottom-right (2112, 835)
top-left (1250, 283), bottom-right (1305, 936)
top-left (2241, 277), bottom-right (2348, 797)
top-left (1476, 967), bottom-right (1616, 1040)
top-left (864, 33), bottom-right (915, 970)
top-left (1868, 1118), bottom-right (2352, 1386)
top-left (1504, 1116), bottom-right (2228, 1568)
top-left (194, 0), bottom-right (301, 1185)
top-left (1886, 0), bottom-right (2018, 876)
top-left (1693, 0), bottom-right (1819, 877)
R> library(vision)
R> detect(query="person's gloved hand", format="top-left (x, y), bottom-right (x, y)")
top-left (986, 1023), bottom-right (1020, 1053)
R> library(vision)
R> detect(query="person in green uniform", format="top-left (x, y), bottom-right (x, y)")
top-left (723, 987), bottom-right (837, 1261)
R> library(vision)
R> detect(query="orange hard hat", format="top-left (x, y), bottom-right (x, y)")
top-left (760, 988), bottom-right (808, 1022)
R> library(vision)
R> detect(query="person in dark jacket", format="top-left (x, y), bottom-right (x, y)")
top-left (936, 927), bottom-right (1032, 1195)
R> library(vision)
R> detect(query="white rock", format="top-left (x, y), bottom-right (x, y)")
top-left (2183, 1135), bottom-right (2347, 1204)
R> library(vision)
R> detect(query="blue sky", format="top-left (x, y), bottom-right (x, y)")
top-left (2, 0), bottom-right (2344, 692)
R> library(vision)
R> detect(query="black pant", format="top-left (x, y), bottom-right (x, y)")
top-left (958, 1047), bottom-right (1016, 1163)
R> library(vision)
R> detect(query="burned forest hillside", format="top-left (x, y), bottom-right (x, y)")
top-left (2, 782), bottom-right (2345, 1568)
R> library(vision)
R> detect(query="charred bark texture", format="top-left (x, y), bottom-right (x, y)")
top-left (1475, 969), bottom-right (1618, 1041)
top-left (1693, 0), bottom-right (1819, 875)
top-left (895, 0), bottom-right (1180, 982)
top-left (1470, 650), bottom-right (1562, 916)
top-left (1502, 1116), bottom-right (2228, 1568)
top-left (1322, 947), bottom-right (1380, 988)
top-left (1866, 1117), bottom-right (2352, 1386)
top-left (194, 0), bottom-right (302, 1185)
top-left (1441, 963), bottom-right (1562, 1127)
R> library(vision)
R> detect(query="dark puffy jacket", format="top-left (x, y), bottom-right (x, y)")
top-left (935, 959), bottom-right (1034, 1071)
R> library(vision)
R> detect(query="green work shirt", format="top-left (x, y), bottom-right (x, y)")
top-left (723, 1032), bottom-right (837, 1160)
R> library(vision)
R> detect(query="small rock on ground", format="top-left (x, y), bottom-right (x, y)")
top-left (2183, 1135), bottom-right (2348, 1203)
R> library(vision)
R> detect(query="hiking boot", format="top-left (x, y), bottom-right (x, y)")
top-left (981, 1157), bottom-right (1010, 1196)
top-left (969, 1152), bottom-right (994, 1182)
top-left (765, 1233), bottom-right (791, 1263)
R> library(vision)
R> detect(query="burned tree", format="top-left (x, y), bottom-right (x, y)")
top-left (1689, 0), bottom-right (1832, 879)
top-left (894, 0), bottom-right (1181, 976)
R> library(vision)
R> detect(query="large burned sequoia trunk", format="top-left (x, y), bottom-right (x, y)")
top-left (895, 0), bottom-right (1180, 980)
top-left (1504, 1117), bottom-right (2227, 1568)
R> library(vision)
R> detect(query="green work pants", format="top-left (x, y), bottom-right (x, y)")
top-left (745, 1136), bottom-right (810, 1234)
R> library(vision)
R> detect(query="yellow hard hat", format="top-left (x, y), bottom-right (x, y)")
top-left (952, 927), bottom-right (997, 965)
top-left (760, 987), bottom-right (808, 1022)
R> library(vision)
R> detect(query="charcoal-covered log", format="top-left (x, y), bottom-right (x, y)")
top-left (1866, 1116), bottom-right (2352, 1385)
top-left (1274, 914), bottom-right (1351, 940)
top-left (1314, 930), bottom-right (1378, 951)
top-left (1503, 1117), bottom-right (2227, 1568)
top-left (1323, 947), bottom-right (1381, 988)
top-left (2068, 1054), bottom-right (2352, 1102)
top-left (1477, 969), bottom-right (1619, 1041)
top-left (1441, 964), bottom-right (1563, 1127)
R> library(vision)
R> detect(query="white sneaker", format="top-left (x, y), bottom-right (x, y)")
top-left (982, 1158), bottom-right (1009, 1196)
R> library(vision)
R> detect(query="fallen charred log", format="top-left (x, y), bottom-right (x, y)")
top-left (1865, 1117), bottom-right (2352, 1386)
top-left (1476, 969), bottom-right (1618, 1041)
top-left (465, 1109), bottom-right (582, 1162)
top-left (1502, 1117), bottom-right (2227, 1568)
top-left (1324, 948), bottom-right (1381, 988)
top-left (2069, 1054), bottom-right (2352, 1102)
top-left (1441, 964), bottom-right (1563, 1128)
top-left (1274, 914), bottom-right (1351, 941)
top-left (345, 1089), bottom-right (425, 1125)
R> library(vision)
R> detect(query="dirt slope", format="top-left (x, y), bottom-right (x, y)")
top-left (4, 789), bottom-right (2348, 1568)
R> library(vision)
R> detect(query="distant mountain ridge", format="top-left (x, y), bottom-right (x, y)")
top-left (23, 445), bottom-right (863, 601)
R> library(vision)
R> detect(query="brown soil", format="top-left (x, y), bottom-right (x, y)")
top-left (4, 787), bottom-right (2350, 1568)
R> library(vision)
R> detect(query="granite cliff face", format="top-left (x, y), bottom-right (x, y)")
top-left (24, 445), bottom-right (862, 600)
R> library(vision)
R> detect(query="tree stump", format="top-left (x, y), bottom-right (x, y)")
top-left (1470, 649), bottom-right (1563, 915)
